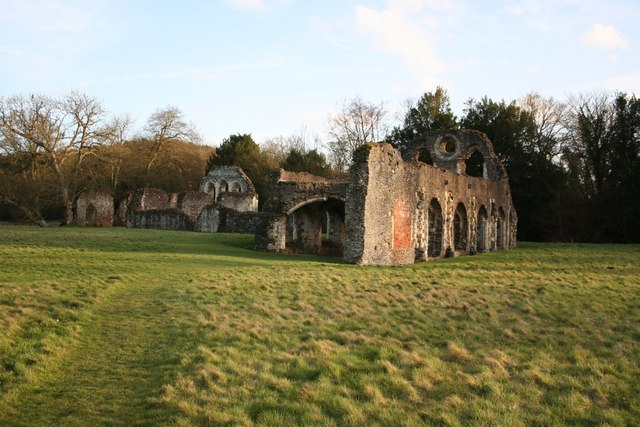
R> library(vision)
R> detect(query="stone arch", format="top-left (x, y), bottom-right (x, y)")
top-left (230, 181), bottom-right (242, 192)
top-left (427, 198), bottom-right (443, 258)
top-left (204, 181), bottom-right (216, 199)
top-left (285, 197), bottom-right (345, 255)
top-left (454, 202), bottom-right (468, 251)
top-left (218, 179), bottom-right (229, 194)
top-left (476, 205), bottom-right (489, 252)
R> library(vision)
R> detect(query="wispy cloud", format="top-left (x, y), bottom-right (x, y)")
top-left (581, 24), bottom-right (628, 51)
top-left (225, 0), bottom-right (269, 13)
top-left (354, 0), bottom-right (453, 90)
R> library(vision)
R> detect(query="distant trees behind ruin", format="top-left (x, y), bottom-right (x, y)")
top-left (1, 89), bottom-right (639, 243)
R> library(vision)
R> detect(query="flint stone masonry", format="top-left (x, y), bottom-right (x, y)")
top-left (129, 209), bottom-right (192, 230)
top-left (177, 191), bottom-right (214, 223)
top-left (200, 165), bottom-right (258, 212)
top-left (75, 191), bottom-right (114, 227)
top-left (121, 185), bottom-right (257, 234)
top-left (257, 130), bottom-right (517, 265)
top-left (194, 205), bottom-right (265, 234)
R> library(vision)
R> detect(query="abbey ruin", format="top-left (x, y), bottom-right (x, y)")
top-left (75, 130), bottom-right (517, 266)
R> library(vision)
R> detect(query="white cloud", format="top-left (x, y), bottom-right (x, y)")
top-left (354, 0), bottom-right (452, 91)
top-left (581, 24), bottom-right (628, 50)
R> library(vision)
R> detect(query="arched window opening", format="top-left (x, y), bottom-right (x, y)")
top-left (205, 182), bottom-right (216, 199)
top-left (230, 181), bottom-right (242, 192)
top-left (218, 179), bottom-right (228, 193)
top-left (454, 203), bottom-right (468, 251)
top-left (465, 150), bottom-right (485, 178)
top-left (476, 205), bottom-right (489, 252)
top-left (427, 198), bottom-right (443, 257)
top-left (417, 148), bottom-right (434, 166)
top-left (438, 136), bottom-right (457, 155)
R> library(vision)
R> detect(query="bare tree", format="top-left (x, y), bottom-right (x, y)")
top-left (0, 92), bottom-right (111, 224)
top-left (518, 92), bottom-right (568, 160)
top-left (326, 97), bottom-right (388, 172)
top-left (142, 106), bottom-right (200, 184)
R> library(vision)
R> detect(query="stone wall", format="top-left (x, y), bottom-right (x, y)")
top-left (195, 204), bottom-right (264, 234)
top-left (124, 188), bottom-right (172, 228)
top-left (128, 209), bottom-right (192, 230)
top-left (194, 205), bottom-right (221, 233)
top-left (75, 191), bottom-right (114, 227)
top-left (217, 192), bottom-right (258, 212)
top-left (344, 135), bottom-right (517, 265)
top-left (177, 191), bottom-right (214, 223)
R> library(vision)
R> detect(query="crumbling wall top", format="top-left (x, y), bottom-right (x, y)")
top-left (277, 170), bottom-right (350, 184)
top-left (403, 129), bottom-right (508, 181)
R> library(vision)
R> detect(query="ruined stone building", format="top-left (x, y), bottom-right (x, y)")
top-left (91, 166), bottom-right (263, 234)
top-left (256, 130), bottom-right (517, 265)
top-left (74, 130), bottom-right (516, 266)
top-left (199, 165), bottom-right (258, 212)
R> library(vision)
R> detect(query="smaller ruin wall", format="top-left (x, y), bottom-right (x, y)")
top-left (177, 191), bottom-right (214, 223)
top-left (128, 209), bottom-right (192, 231)
top-left (217, 192), bottom-right (258, 212)
top-left (124, 188), bottom-right (173, 228)
top-left (75, 191), bottom-right (114, 227)
top-left (195, 205), bottom-right (264, 234)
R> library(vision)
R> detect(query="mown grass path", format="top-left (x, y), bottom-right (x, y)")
top-left (1, 271), bottom-right (201, 426)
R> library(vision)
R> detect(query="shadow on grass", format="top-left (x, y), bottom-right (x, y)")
top-left (0, 226), bottom-right (344, 266)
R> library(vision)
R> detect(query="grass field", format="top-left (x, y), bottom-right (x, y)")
top-left (0, 226), bottom-right (638, 426)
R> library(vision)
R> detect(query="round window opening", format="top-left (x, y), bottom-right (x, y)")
top-left (438, 137), bottom-right (457, 155)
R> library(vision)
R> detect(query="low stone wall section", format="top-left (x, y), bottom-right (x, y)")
top-left (195, 204), bottom-right (265, 234)
top-left (128, 209), bottom-right (193, 231)
top-left (217, 192), bottom-right (258, 212)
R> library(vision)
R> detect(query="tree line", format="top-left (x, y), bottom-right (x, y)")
top-left (387, 88), bottom-right (640, 243)
top-left (2, 89), bottom-right (639, 243)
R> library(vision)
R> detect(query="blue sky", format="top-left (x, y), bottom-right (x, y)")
top-left (1, 0), bottom-right (638, 146)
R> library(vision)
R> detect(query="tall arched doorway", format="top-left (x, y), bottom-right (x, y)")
top-left (454, 202), bottom-right (468, 251)
top-left (285, 198), bottom-right (345, 256)
top-left (427, 198), bottom-right (443, 258)
top-left (476, 205), bottom-right (489, 252)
